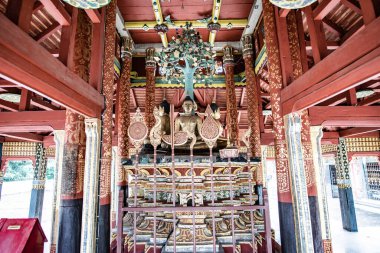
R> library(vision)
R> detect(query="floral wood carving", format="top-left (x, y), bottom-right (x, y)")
top-left (149, 107), bottom-right (162, 148)
top-left (128, 108), bottom-right (148, 151)
top-left (200, 105), bottom-right (222, 148)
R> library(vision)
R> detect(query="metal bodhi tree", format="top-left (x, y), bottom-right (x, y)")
top-left (155, 22), bottom-right (216, 100)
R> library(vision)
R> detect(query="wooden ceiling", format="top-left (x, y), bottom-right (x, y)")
top-left (118, 0), bottom-right (254, 43)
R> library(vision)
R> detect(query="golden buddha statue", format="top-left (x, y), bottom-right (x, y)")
top-left (158, 99), bottom-right (171, 135)
top-left (174, 96), bottom-right (202, 142)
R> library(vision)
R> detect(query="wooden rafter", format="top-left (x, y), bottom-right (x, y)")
top-left (339, 127), bottom-right (380, 137)
top-left (31, 97), bottom-right (60, 110)
top-left (0, 110), bottom-right (66, 132)
top-left (281, 17), bottom-right (380, 114)
top-left (358, 93), bottom-right (380, 106)
top-left (35, 21), bottom-right (61, 42)
top-left (5, 0), bottom-right (35, 32)
top-left (39, 0), bottom-right (71, 25)
top-left (322, 18), bottom-right (344, 38)
top-left (358, 0), bottom-right (376, 25)
top-left (0, 132), bottom-right (43, 142)
top-left (0, 98), bottom-right (19, 112)
top-left (19, 88), bottom-right (31, 111)
top-left (313, 0), bottom-right (340, 21)
top-left (85, 9), bottom-right (101, 23)
top-left (340, 0), bottom-right (362, 15)
top-left (0, 14), bottom-right (104, 117)
top-left (309, 106), bottom-right (380, 127)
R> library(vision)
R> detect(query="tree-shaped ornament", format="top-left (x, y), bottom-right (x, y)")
top-left (155, 22), bottom-right (216, 100)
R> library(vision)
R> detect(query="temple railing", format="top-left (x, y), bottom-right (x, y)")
top-left (116, 188), bottom-right (272, 253)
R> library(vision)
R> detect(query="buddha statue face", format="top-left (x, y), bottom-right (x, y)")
top-left (158, 105), bottom-right (165, 117)
top-left (182, 99), bottom-right (197, 115)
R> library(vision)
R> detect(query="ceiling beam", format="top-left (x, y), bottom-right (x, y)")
top-left (35, 21), bottom-right (61, 42)
top-left (339, 127), bottom-right (380, 137)
top-left (341, 19), bottom-right (364, 43)
top-left (125, 19), bottom-right (247, 30)
top-left (357, 93), bottom-right (380, 106)
top-left (358, 0), bottom-right (376, 25)
top-left (242, 0), bottom-right (262, 36)
top-left (313, 0), bottom-right (340, 20)
top-left (39, 0), bottom-right (71, 25)
top-left (150, 0), bottom-right (168, 47)
top-left (0, 132), bottom-right (43, 142)
top-left (309, 106), bottom-right (380, 127)
top-left (209, 0), bottom-right (223, 45)
top-left (340, 0), bottom-right (362, 15)
top-left (31, 97), bottom-right (60, 110)
top-left (322, 18), bottom-right (344, 37)
top-left (0, 14), bottom-right (104, 117)
top-left (0, 98), bottom-right (19, 112)
top-left (85, 9), bottom-right (101, 23)
top-left (281, 17), bottom-right (380, 114)
top-left (0, 110), bottom-right (66, 132)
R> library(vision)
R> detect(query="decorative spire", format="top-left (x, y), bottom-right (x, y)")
top-left (145, 47), bottom-right (156, 68)
top-left (241, 34), bottom-right (253, 57)
top-left (121, 37), bottom-right (133, 59)
top-left (223, 45), bottom-right (234, 65)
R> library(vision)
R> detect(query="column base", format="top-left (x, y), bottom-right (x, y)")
top-left (278, 202), bottom-right (296, 253)
top-left (338, 187), bottom-right (358, 232)
top-left (29, 188), bottom-right (45, 221)
top-left (58, 198), bottom-right (83, 253)
top-left (309, 196), bottom-right (323, 253)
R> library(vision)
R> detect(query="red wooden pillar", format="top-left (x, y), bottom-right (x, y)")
top-left (223, 45), bottom-right (239, 146)
top-left (98, 1), bottom-right (117, 252)
top-left (145, 47), bottom-right (156, 131)
top-left (57, 9), bottom-right (90, 253)
top-left (242, 34), bottom-right (262, 159)
top-left (117, 38), bottom-right (133, 187)
top-left (262, 0), bottom-right (295, 252)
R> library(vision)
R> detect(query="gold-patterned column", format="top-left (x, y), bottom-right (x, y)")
top-left (242, 34), bottom-right (263, 185)
top-left (223, 45), bottom-right (239, 145)
top-left (242, 34), bottom-right (261, 157)
top-left (262, 0), bottom-right (294, 251)
top-left (117, 37), bottom-right (133, 186)
top-left (263, 0), bottom-right (291, 203)
top-left (145, 47), bottom-right (156, 131)
top-left (98, 2), bottom-right (117, 251)
top-left (58, 9), bottom-right (90, 253)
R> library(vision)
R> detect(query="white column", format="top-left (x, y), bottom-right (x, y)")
top-left (81, 118), bottom-right (102, 253)
top-left (111, 146), bottom-right (118, 237)
top-left (49, 130), bottom-right (65, 253)
top-left (284, 113), bottom-right (314, 253)
top-left (310, 126), bottom-right (332, 251)
top-left (261, 145), bottom-right (268, 188)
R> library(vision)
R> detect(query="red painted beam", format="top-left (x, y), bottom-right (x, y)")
top-left (0, 132), bottom-right (43, 142)
top-left (357, 93), bottom-right (380, 106)
top-left (309, 106), bottom-right (380, 127)
top-left (339, 127), bottom-right (380, 137)
top-left (31, 97), bottom-right (60, 110)
top-left (85, 9), bottom-right (101, 23)
top-left (0, 14), bottom-right (104, 117)
top-left (281, 17), bottom-right (380, 114)
top-left (340, 0), bottom-right (362, 15)
top-left (39, 0), bottom-right (71, 25)
top-left (279, 8), bottom-right (290, 18)
top-left (0, 98), bottom-right (18, 112)
top-left (0, 110), bottom-right (66, 132)
top-left (358, 0), bottom-right (376, 25)
top-left (313, 0), bottom-right (340, 20)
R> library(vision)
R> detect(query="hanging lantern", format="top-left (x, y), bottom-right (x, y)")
top-left (269, 0), bottom-right (317, 9)
top-left (62, 0), bottom-right (111, 9)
